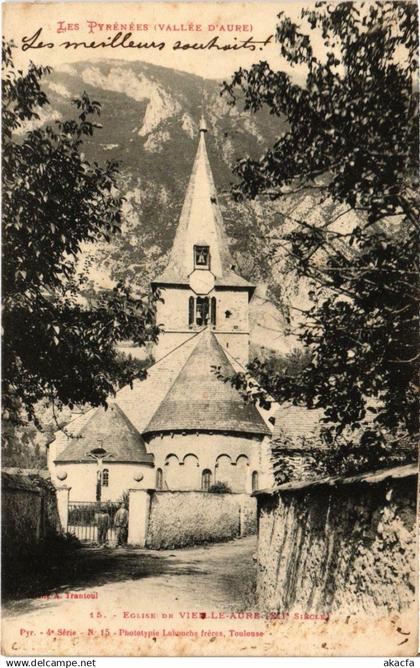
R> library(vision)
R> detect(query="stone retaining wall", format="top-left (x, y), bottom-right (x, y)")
top-left (2, 471), bottom-right (61, 561)
top-left (255, 464), bottom-right (417, 617)
top-left (128, 490), bottom-right (257, 549)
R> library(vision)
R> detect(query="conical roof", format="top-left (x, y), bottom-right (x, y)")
top-left (55, 402), bottom-right (154, 464)
top-left (153, 126), bottom-right (254, 292)
top-left (143, 330), bottom-right (271, 436)
top-left (51, 331), bottom-right (273, 460)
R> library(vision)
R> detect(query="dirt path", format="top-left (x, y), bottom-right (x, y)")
top-left (2, 537), bottom-right (259, 655)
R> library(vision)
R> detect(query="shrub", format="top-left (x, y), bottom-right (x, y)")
top-left (208, 481), bottom-right (232, 494)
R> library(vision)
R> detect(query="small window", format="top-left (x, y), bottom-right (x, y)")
top-left (252, 471), bottom-right (259, 492)
top-left (194, 245), bottom-right (209, 268)
top-left (156, 468), bottom-right (163, 490)
top-left (102, 469), bottom-right (109, 487)
top-left (202, 469), bottom-right (212, 491)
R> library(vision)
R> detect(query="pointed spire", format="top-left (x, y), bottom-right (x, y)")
top-left (157, 119), bottom-right (234, 280)
top-left (152, 119), bottom-right (255, 295)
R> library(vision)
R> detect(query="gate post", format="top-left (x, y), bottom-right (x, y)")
top-left (56, 486), bottom-right (71, 533)
top-left (128, 489), bottom-right (152, 547)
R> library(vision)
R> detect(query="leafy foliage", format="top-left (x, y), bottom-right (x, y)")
top-left (2, 354), bottom-right (153, 469)
top-left (2, 42), bottom-right (159, 439)
top-left (249, 347), bottom-right (312, 380)
top-left (221, 2), bottom-right (419, 459)
top-left (2, 417), bottom-right (48, 468)
top-left (314, 432), bottom-right (417, 477)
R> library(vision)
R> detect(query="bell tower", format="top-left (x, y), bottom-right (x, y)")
top-left (151, 118), bottom-right (255, 366)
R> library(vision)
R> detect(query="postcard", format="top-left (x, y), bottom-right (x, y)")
top-left (2, 0), bottom-right (418, 658)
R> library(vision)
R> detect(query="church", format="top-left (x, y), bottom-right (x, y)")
top-left (48, 119), bottom-right (275, 502)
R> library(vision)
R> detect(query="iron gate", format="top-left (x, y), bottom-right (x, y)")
top-left (68, 501), bottom-right (119, 544)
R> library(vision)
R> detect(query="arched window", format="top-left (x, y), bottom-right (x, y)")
top-left (196, 297), bottom-right (209, 326)
top-left (202, 469), bottom-right (212, 491)
top-left (102, 469), bottom-right (109, 487)
top-left (156, 468), bottom-right (163, 490)
top-left (188, 297), bottom-right (216, 327)
top-left (165, 454), bottom-right (179, 489)
top-left (210, 297), bottom-right (216, 326)
top-left (252, 471), bottom-right (259, 492)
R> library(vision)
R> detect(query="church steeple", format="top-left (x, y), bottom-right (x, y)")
top-left (152, 120), bottom-right (254, 366)
top-left (156, 118), bottom-right (235, 283)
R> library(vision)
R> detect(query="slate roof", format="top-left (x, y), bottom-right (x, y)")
top-left (152, 127), bottom-right (254, 294)
top-left (215, 272), bottom-right (255, 290)
top-left (55, 403), bottom-right (154, 464)
top-left (51, 330), bottom-right (272, 462)
top-left (143, 330), bottom-right (271, 436)
top-left (271, 405), bottom-right (325, 447)
top-left (51, 332), bottom-right (202, 459)
top-left (115, 331), bottom-right (203, 432)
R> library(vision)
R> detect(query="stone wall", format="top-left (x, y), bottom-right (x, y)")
top-left (2, 471), bottom-right (61, 561)
top-left (143, 491), bottom-right (256, 549)
top-left (240, 493), bottom-right (258, 536)
top-left (256, 464), bottom-right (417, 617)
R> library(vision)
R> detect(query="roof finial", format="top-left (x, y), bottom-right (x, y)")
top-left (199, 115), bottom-right (207, 133)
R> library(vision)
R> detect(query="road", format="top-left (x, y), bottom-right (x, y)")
top-left (3, 535), bottom-right (403, 656)
top-left (2, 536), bottom-right (261, 655)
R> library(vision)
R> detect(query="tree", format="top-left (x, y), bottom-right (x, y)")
top-left (2, 42), bottom-right (159, 437)
top-left (221, 2), bottom-right (418, 458)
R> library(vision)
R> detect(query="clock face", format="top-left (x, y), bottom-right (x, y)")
top-left (189, 269), bottom-right (215, 295)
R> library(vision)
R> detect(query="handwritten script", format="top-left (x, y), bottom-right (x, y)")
top-left (22, 28), bottom-right (274, 52)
